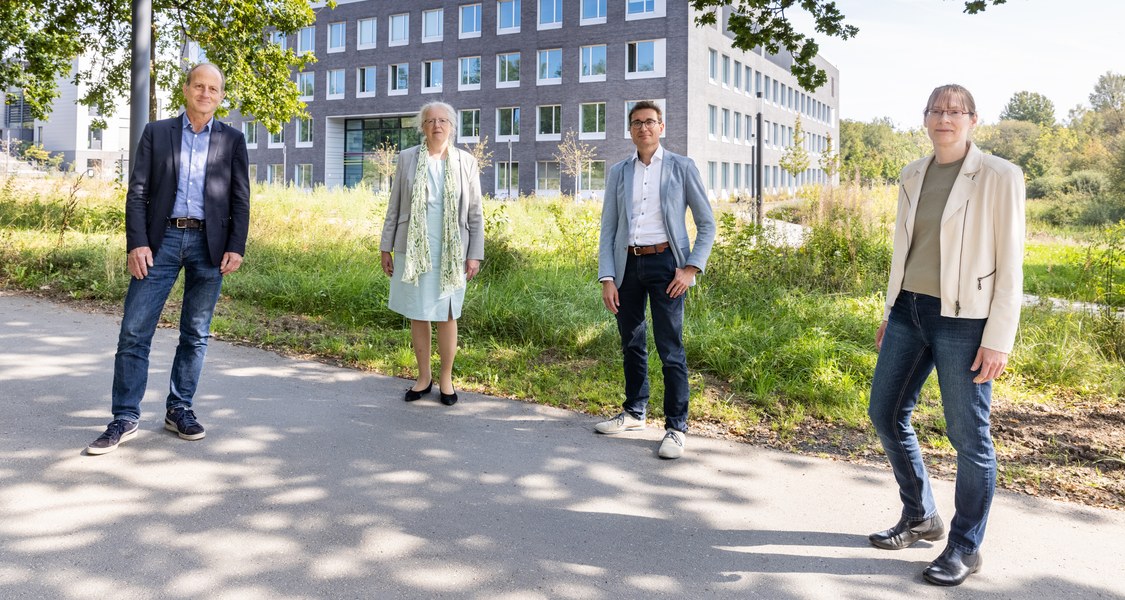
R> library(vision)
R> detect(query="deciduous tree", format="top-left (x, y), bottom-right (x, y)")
top-left (553, 131), bottom-right (598, 197)
top-left (780, 115), bottom-right (810, 181)
top-left (1000, 91), bottom-right (1056, 127)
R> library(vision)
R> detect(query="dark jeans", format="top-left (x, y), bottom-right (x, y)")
top-left (111, 227), bottom-right (224, 421)
top-left (615, 250), bottom-right (689, 433)
top-left (868, 291), bottom-right (995, 554)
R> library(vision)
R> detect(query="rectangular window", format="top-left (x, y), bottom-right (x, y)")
top-left (625, 0), bottom-right (660, 19)
top-left (496, 161), bottom-right (519, 197)
top-left (295, 164), bottom-right (313, 189)
top-left (733, 161), bottom-right (741, 190)
top-left (270, 30), bottom-right (286, 50)
top-left (242, 121), bottom-right (258, 147)
top-left (358, 66), bottom-right (377, 97)
top-left (581, 160), bottom-right (605, 192)
top-left (721, 54), bottom-right (729, 86)
top-left (708, 105), bottom-right (716, 139)
top-left (328, 22), bottom-right (345, 52)
top-left (297, 26), bottom-right (315, 54)
top-left (733, 60), bottom-right (741, 90)
top-left (268, 163), bottom-right (284, 184)
top-left (327, 69), bottom-right (345, 99)
top-left (460, 3), bottom-right (482, 38)
top-left (581, 0), bottom-right (606, 23)
top-left (538, 0), bottom-right (562, 29)
top-left (389, 63), bottom-right (408, 94)
top-left (708, 49), bottom-right (717, 82)
top-left (580, 44), bottom-right (606, 82)
top-left (537, 161), bottom-right (560, 192)
top-left (722, 108), bottom-right (729, 140)
top-left (296, 117), bottom-right (313, 146)
top-left (459, 56), bottom-right (481, 90)
top-left (537, 104), bottom-right (561, 140)
top-left (733, 112), bottom-right (741, 142)
top-left (297, 72), bottom-right (314, 99)
top-left (389, 13), bottom-right (409, 46)
top-left (708, 161), bottom-right (716, 191)
top-left (423, 60), bottom-right (443, 92)
top-left (422, 8), bottom-right (443, 42)
top-left (248, 164), bottom-right (258, 182)
top-left (269, 129), bottom-right (284, 146)
top-left (358, 17), bottom-right (377, 49)
top-left (625, 39), bottom-right (664, 79)
top-left (537, 48), bottom-right (562, 84)
top-left (579, 102), bottom-right (605, 139)
top-left (460, 109), bottom-right (481, 140)
top-left (498, 0), bottom-right (521, 33)
top-left (745, 66), bottom-right (753, 93)
top-left (497, 107), bottom-right (520, 140)
top-left (721, 162), bottom-right (729, 191)
top-left (497, 52), bottom-right (520, 87)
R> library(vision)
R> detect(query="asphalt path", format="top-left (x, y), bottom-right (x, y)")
top-left (1, 291), bottom-right (1122, 599)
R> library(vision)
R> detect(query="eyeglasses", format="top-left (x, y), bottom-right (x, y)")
top-left (925, 109), bottom-right (973, 119)
top-left (629, 119), bottom-right (662, 130)
top-left (423, 118), bottom-right (452, 127)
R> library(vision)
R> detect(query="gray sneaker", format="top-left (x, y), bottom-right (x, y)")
top-left (594, 411), bottom-right (645, 434)
top-left (86, 419), bottom-right (139, 455)
top-left (658, 429), bottom-right (686, 459)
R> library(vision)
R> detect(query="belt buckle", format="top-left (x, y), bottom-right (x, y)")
top-left (631, 246), bottom-right (642, 256)
top-left (175, 217), bottom-right (188, 228)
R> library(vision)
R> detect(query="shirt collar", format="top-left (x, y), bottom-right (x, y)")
top-left (182, 113), bottom-right (214, 134)
top-left (631, 144), bottom-right (664, 165)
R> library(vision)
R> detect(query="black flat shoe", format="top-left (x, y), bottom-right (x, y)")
top-left (923, 545), bottom-right (982, 586)
top-left (439, 389), bottom-right (458, 406)
top-left (868, 514), bottom-right (945, 550)
top-left (405, 380), bottom-right (432, 402)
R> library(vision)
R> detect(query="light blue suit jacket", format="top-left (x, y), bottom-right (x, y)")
top-left (598, 149), bottom-right (716, 288)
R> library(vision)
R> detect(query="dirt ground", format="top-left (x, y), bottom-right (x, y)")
top-left (696, 395), bottom-right (1125, 511)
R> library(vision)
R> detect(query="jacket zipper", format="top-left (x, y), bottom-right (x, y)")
top-left (955, 196), bottom-right (969, 316)
top-left (977, 269), bottom-right (996, 290)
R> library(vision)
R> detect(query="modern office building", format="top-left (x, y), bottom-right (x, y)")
top-left (237, 0), bottom-right (840, 198)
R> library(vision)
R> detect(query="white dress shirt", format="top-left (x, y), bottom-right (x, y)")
top-left (629, 145), bottom-right (667, 246)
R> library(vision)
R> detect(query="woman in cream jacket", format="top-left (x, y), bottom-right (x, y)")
top-left (866, 84), bottom-right (1025, 587)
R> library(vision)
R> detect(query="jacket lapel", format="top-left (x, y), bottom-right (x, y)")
top-left (170, 116), bottom-right (183, 184)
top-left (621, 158), bottom-right (635, 224)
top-left (941, 143), bottom-right (982, 225)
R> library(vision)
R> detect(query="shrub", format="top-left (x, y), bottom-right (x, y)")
top-left (1064, 170), bottom-right (1110, 196)
top-left (1027, 175), bottom-right (1064, 199)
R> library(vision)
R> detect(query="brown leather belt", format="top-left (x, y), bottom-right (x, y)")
top-left (627, 242), bottom-right (669, 256)
top-left (168, 218), bottom-right (205, 230)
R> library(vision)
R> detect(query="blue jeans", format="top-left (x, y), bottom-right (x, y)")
top-left (615, 250), bottom-right (689, 433)
top-left (111, 227), bottom-right (224, 421)
top-left (868, 291), bottom-right (996, 554)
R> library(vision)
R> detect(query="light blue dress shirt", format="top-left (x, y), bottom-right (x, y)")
top-left (172, 113), bottom-right (213, 220)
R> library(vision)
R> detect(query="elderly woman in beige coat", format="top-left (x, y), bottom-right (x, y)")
top-left (380, 101), bottom-right (484, 406)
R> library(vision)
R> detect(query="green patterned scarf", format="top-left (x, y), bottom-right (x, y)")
top-left (400, 143), bottom-right (464, 297)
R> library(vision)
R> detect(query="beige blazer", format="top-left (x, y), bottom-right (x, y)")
top-left (885, 142), bottom-right (1026, 353)
top-left (379, 144), bottom-right (484, 261)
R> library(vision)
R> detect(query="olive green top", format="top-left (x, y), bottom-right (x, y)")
top-left (902, 156), bottom-right (964, 299)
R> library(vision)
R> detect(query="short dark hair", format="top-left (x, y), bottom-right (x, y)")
top-left (628, 100), bottom-right (663, 123)
top-left (185, 63), bottom-right (225, 92)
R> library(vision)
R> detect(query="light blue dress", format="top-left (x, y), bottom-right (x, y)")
top-left (388, 157), bottom-right (465, 321)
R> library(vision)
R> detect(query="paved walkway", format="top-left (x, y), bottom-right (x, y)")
top-left (1, 291), bottom-right (1122, 599)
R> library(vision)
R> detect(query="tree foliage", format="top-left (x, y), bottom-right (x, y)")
top-left (779, 115), bottom-right (810, 178)
top-left (819, 132), bottom-right (839, 181)
top-left (688, 0), bottom-right (1008, 91)
top-left (1089, 71), bottom-right (1125, 135)
top-left (1000, 91), bottom-right (1056, 127)
top-left (0, 0), bottom-right (322, 133)
top-left (553, 131), bottom-right (598, 197)
top-left (838, 118), bottom-right (928, 185)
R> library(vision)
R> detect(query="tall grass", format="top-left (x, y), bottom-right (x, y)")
top-left (2, 175), bottom-right (1123, 436)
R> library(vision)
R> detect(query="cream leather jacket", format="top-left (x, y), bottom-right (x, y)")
top-left (884, 142), bottom-right (1026, 353)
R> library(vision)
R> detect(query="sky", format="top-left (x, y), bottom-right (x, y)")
top-left (790, 0), bottom-right (1125, 129)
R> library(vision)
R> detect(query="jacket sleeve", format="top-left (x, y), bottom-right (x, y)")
top-left (380, 150), bottom-right (409, 253)
top-left (464, 152), bottom-right (485, 261)
top-left (225, 128), bottom-right (251, 257)
top-left (980, 164), bottom-right (1026, 353)
top-left (597, 162), bottom-right (621, 283)
top-left (681, 157), bottom-right (715, 273)
top-left (124, 123), bottom-right (155, 252)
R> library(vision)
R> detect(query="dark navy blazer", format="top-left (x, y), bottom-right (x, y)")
top-left (125, 115), bottom-right (251, 267)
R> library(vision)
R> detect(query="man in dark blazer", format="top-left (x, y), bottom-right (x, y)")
top-left (87, 63), bottom-right (250, 455)
top-left (595, 101), bottom-right (715, 460)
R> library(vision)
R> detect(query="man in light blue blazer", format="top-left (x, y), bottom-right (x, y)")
top-left (594, 101), bottom-right (716, 459)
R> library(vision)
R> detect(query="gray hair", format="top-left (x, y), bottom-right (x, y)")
top-left (185, 63), bottom-right (225, 92)
top-left (416, 101), bottom-right (458, 141)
